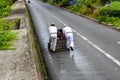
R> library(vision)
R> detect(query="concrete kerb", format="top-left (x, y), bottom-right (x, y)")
top-left (61, 7), bottom-right (120, 31)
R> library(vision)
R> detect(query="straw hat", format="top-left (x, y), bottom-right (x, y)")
top-left (63, 24), bottom-right (67, 27)
top-left (51, 23), bottom-right (55, 26)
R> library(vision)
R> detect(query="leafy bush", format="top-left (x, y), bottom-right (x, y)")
top-left (112, 0), bottom-right (120, 1)
top-left (0, 0), bottom-right (12, 18)
top-left (98, 15), bottom-right (120, 27)
top-left (0, 0), bottom-right (18, 49)
top-left (80, 5), bottom-right (88, 15)
top-left (99, 1), bottom-right (120, 17)
top-left (60, 0), bottom-right (70, 7)
top-left (67, 0), bottom-right (100, 17)
top-left (98, 15), bottom-right (106, 23)
top-left (0, 6), bottom-right (11, 18)
top-left (92, 9), bottom-right (100, 18)
top-left (0, 19), bottom-right (18, 50)
top-left (67, 5), bottom-right (81, 13)
top-left (99, 1), bottom-right (120, 28)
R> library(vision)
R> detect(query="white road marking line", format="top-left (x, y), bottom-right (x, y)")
top-left (73, 30), bottom-right (120, 66)
top-left (44, 7), bottom-right (120, 67)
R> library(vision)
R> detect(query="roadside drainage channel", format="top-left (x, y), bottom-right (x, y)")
top-left (6, 18), bottom-right (21, 30)
top-left (25, 4), bottom-right (49, 80)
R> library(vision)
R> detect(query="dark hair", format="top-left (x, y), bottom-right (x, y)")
top-left (58, 29), bottom-right (63, 33)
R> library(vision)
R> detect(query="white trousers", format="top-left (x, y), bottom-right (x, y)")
top-left (65, 33), bottom-right (74, 49)
top-left (50, 34), bottom-right (57, 51)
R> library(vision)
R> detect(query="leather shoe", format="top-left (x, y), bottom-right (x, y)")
top-left (67, 48), bottom-right (70, 51)
top-left (70, 47), bottom-right (74, 51)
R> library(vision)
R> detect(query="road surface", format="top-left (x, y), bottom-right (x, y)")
top-left (27, 0), bottom-right (120, 80)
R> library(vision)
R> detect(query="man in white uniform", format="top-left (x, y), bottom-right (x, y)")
top-left (49, 23), bottom-right (57, 51)
top-left (63, 24), bottom-right (74, 51)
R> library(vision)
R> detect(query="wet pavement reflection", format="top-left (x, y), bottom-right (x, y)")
top-left (46, 49), bottom-right (105, 80)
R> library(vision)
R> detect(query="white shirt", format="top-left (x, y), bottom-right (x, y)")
top-left (49, 26), bottom-right (57, 35)
top-left (63, 26), bottom-right (72, 35)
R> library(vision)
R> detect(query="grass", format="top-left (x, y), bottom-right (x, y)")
top-left (0, 19), bottom-right (18, 50)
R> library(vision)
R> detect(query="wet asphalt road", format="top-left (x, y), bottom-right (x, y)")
top-left (27, 0), bottom-right (120, 80)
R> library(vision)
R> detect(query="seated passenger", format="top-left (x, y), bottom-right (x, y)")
top-left (57, 29), bottom-right (64, 40)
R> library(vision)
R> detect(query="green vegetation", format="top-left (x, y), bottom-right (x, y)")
top-left (99, 1), bottom-right (120, 17)
top-left (0, 0), bottom-right (12, 18)
top-left (42, 0), bottom-right (120, 28)
top-left (99, 1), bottom-right (120, 28)
top-left (0, 0), bottom-right (17, 18)
top-left (42, 0), bottom-right (71, 7)
top-left (0, 0), bottom-right (18, 50)
top-left (0, 19), bottom-right (18, 50)
top-left (67, 0), bottom-right (101, 18)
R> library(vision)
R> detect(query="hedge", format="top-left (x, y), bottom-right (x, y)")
top-left (99, 1), bottom-right (120, 17)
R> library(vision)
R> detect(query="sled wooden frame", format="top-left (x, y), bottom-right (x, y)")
top-left (48, 29), bottom-right (68, 52)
